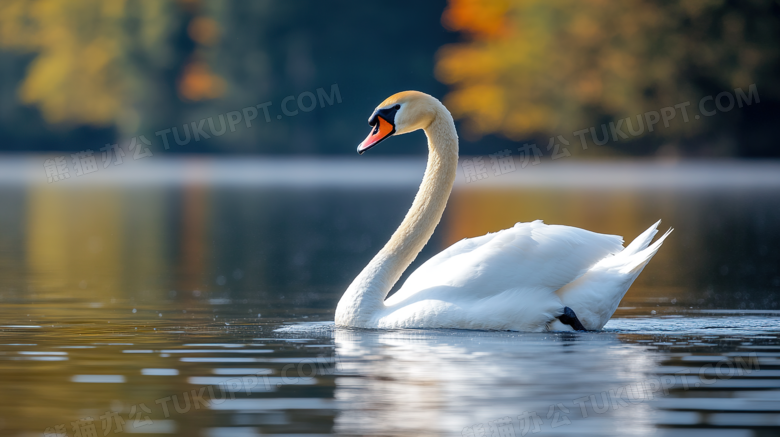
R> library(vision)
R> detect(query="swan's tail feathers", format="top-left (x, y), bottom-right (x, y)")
top-left (621, 220), bottom-right (661, 257)
top-left (619, 226), bottom-right (673, 275)
top-left (554, 223), bottom-right (672, 330)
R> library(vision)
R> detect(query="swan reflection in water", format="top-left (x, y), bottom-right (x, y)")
top-left (332, 327), bottom-right (660, 436)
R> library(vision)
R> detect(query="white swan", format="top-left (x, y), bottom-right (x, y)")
top-left (335, 91), bottom-right (671, 332)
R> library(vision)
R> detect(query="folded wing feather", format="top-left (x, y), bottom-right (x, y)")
top-left (385, 220), bottom-right (624, 306)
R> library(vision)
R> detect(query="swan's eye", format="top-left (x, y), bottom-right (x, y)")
top-left (393, 104), bottom-right (401, 110)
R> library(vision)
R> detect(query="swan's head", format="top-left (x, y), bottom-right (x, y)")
top-left (357, 91), bottom-right (439, 154)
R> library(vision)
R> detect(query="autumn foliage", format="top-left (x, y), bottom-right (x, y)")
top-left (436, 0), bottom-right (778, 145)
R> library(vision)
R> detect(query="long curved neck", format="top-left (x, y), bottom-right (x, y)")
top-left (336, 108), bottom-right (459, 326)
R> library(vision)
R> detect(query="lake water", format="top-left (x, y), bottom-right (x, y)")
top-left (0, 158), bottom-right (779, 437)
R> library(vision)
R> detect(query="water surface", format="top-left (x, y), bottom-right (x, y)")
top-left (0, 158), bottom-right (778, 436)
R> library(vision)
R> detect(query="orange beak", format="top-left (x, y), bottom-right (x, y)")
top-left (357, 116), bottom-right (395, 154)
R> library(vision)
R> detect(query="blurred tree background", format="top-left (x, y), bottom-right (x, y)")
top-left (437, 0), bottom-right (780, 157)
top-left (0, 0), bottom-right (777, 157)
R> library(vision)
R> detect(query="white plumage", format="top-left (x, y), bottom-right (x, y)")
top-left (335, 91), bottom-right (671, 332)
top-left (379, 220), bottom-right (670, 331)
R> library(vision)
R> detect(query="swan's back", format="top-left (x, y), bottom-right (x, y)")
top-left (385, 220), bottom-right (624, 306)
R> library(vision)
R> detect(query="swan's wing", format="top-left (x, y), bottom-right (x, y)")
top-left (386, 220), bottom-right (624, 305)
